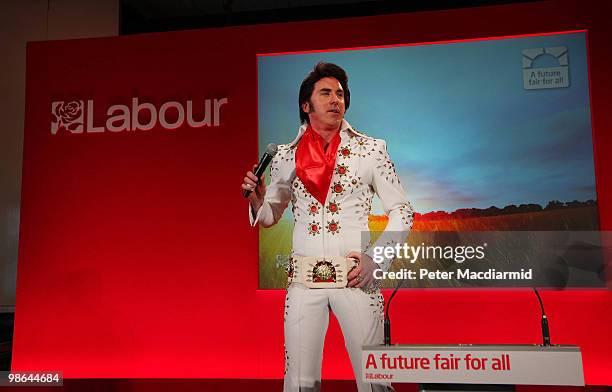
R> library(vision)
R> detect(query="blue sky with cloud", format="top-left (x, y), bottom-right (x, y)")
top-left (258, 32), bottom-right (596, 213)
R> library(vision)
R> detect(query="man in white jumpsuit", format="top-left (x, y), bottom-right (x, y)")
top-left (242, 62), bottom-right (413, 391)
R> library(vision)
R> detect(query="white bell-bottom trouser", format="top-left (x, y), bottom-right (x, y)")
top-left (283, 283), bottom-right (394, 392)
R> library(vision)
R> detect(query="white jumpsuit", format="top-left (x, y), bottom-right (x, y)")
top-left (250, 119), bottom-right (414, 391)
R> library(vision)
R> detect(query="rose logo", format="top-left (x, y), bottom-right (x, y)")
top-left (51, 100), bottom-right (84, 134)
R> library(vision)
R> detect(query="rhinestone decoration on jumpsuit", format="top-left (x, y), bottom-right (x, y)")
top-left (250, 119), bottom-right (414, 392)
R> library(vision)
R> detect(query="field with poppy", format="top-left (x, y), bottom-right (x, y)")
top-left (260, 206), bottom-right (599, 288)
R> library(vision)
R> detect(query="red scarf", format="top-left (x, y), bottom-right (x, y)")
top-left (295, 126), bottom-right (341, 205)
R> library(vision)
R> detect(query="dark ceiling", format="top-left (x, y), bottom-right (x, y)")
top-left (120, 0), bottom-right (537, 34)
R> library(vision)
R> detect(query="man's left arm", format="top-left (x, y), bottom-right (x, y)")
top-left (371, 140), bottom-right (416, 253)
top-left (347, 139), bottom-right (414, 287)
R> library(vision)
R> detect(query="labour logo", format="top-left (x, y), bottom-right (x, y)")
top-left (49, 97), bottom-right (229, 135)
top-left (51, 100), bottom-right (84, 134)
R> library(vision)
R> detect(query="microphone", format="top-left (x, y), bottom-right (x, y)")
top-left (533, 288), bottom-right (551, 346)
top-left (243, 143), bottom-right (278, 198)
top-left (384, 276), bottom-right (405, 345)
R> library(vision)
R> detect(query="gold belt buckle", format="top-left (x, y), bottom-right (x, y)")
top-left (291, 256), bottom-right (359, 289)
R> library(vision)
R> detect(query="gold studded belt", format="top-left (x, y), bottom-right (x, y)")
top-left (288, 256), bottom-right (359, 288)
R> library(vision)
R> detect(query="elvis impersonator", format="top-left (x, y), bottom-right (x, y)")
top-left (242, 62), bottom-right (414, 391)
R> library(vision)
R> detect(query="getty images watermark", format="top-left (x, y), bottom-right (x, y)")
top-left (362, 231), bottom-right (609, 288)
top-left (369, 241), bottom-right (511, 282)
top-left (372, 242), bottom-right (487, 264)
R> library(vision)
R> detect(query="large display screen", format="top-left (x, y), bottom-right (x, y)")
top-left (258, 31), bottom-right (601, 289)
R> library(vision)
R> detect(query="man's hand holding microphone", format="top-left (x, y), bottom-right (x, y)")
top-left (242, 143), bottom-right (277, 213)
top-left (242, 164), bottom-right (266, 213)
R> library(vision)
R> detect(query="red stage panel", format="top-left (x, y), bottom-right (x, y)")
top-left (13, 0), bottom-right (612, 385)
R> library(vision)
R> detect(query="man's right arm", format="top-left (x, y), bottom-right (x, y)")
top-left (242, 148), bottom-right (292, 228)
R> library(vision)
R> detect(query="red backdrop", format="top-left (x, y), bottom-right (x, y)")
top-left (13, 0), bottom-right (612, 384)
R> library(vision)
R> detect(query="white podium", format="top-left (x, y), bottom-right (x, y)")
top-left (362, 345), bottom-right (584, 390)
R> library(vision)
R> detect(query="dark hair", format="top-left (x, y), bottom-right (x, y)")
top-left (298, 62), bottom-right (350, 124)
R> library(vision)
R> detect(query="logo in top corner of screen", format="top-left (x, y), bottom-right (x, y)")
top-left (522, 46), bottom-right (569, 90)
top-left (51, 100), bottom-right (84, 134)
